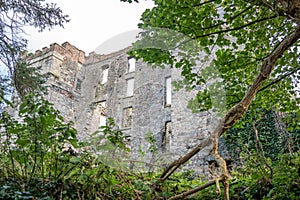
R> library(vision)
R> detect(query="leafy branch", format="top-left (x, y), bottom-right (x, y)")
top-left (158, 26), bottom-right (300, 199)
top-left (258, 65), bottom-right (300, 93)
top-left (175, 15), bottom-right (278, 49)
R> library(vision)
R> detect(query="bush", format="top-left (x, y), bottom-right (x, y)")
top-left (0, 94), bottom-right (140, 199)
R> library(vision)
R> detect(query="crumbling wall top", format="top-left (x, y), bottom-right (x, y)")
top-left (26, 42), bottom-right (86, 64)
top-left (85, 46), bottom-right (132, 65)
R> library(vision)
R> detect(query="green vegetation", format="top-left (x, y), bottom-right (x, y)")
top-left (121, 0), bottom-right (300, 199)
top-left (0, 0), bottom-right (299, 199)
top-left (0, 92), bottom-right (298, 199)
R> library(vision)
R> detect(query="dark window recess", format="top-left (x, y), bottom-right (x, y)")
top-left (162, 121), bottom-right (171, 152)
top-left (75, 78), bottom-right (82, 91)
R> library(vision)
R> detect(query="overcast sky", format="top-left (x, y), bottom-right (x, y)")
top-left (25, 0), bottom-right (154, 54)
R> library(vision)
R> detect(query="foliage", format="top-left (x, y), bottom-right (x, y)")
top-left (0, 0), bottom-right (69, 112)
top-left (0, 93), bottom-right (78, 199)
top-left (166, 152), bottom-right (299, 200)
top-left (129, 0), bottom-right (300, 117)
top-left (224, 110), bottom-right (296, 162)
top-left (121, 0), bottom-right (300, 199)
top-left (101, 117), bottom-right (129, 151)
top-left (0, 93), bottom-right (140, 199)
top-left (0, 92), bottom-right (298, 199)
top-left (0, 75), bottom-right (12, 110)
top-left (145, 131), bottom-right (158, 154)
top-left (147, 152), bottom-right (299, 200)
top-left (223, 109), bottom-right (300, 199)
top-left (13, 60), bottom-right (48, 98)
top-left (282, 112), bottom-right (300, 153)
top-left (228, 152), bottom-right (300, 200)
top-left (0, 92), bottom-right (202, 200)
top-left (84, 117), bottom-right (131, 171)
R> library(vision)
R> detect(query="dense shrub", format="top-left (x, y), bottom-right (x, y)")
top-left (0, 94), bottom-right (299, 199)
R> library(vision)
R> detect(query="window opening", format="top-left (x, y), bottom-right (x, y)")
top-left (98, 101), bottom-right (107, 127)
top-left (165, 77), bottom-right (172, 106)
top-left (101, 68), bottom-right (109, 84)
top-left (162, 121), bottom-right (171, 152)
top-left (126, 78), bottom-right (134, 96)
top-left (123, 107), bottom-right (133, 128)
top-left (75, 78), bottom-right (82, 91)
top-left (128, 57), bottom-right (136, 72)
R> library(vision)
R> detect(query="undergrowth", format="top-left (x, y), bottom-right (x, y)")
top-left (0, 93), bottom-right (299, 199)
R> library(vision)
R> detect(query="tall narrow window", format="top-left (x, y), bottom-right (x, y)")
top-left (126, 78), bottom-right (134, 97)
top-left (98, 101), bottom-right (106, 127)
top-left (128, 57), bottom-right (136, 72)
top-left (75, 78), bottom-right (82, 91)
top-left (165, 77), bottom-right (172, 106)
top-left (162, 121), bottom-right (172, 152)
top-left (123, 107), bottom-right (133, 128)
top-left (101, 68), bottom-right (109, 84)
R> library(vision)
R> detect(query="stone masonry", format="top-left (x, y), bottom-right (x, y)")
top-left (26, 42), bottom-right (229, 177)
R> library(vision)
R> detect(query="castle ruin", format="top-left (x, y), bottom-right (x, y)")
top-left (26, 42), bottom-right (228, 176)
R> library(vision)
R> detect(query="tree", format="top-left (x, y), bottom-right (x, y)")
top-left (0, 0), bottom-right (69, 98)
top-left (122, 0), bottom-right (300, 199)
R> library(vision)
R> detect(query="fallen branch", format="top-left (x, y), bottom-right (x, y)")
top-left (168, 178), bottom-right (217, 200)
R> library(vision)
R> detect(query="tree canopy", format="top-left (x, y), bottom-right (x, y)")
top-left (0, 0), bottom-right (69, 105)
top-left (122, 0), bottom-right (300, 199)
top-left (0, 0), bottom-right (69, 74)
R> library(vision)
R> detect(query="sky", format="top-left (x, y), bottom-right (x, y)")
top-left (25, 0), bottom-right (154, 54)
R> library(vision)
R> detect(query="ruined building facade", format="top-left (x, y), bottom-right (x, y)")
top-left (27, 42), bottom-right (227, 176)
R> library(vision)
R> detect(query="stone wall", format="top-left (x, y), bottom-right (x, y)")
top-left (74, 48), bottom-right (172, 165)
top-left (170, 67), bottom-right (230, 177)
top-left (26, 42), bottom-right (85, 122)
top-left (27, 42), bottom-right (229, 177)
